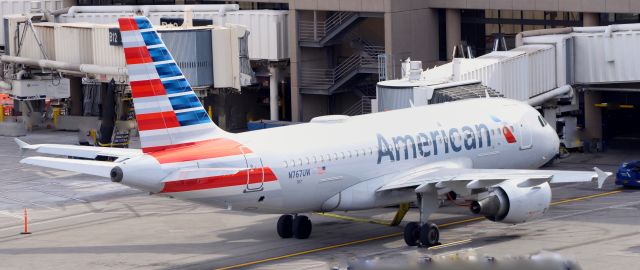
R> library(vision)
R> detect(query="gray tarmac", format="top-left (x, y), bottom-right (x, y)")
top-left (0, 130), bottom-right (638, 270)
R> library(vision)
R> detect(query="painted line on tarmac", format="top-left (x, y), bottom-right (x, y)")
top-left (549, 190), bottom-right (621, 206)
top-left (428, 239), bottom-right (472, 250)
top-left (215, 190), bottom-right (623, 270)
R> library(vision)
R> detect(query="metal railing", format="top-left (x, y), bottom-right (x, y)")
top-left (299, 53), bottom-right (378, 90)
top-left (299, 12), bottom-right (358, 42)
top-left (343, 95), bottom-right (375, 116)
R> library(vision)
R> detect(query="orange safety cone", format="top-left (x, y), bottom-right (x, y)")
top-left (20, 208), bottom-right (31, 235)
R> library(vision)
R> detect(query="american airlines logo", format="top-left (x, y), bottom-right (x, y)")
top-left (376, 117), bottom-right (516, 164)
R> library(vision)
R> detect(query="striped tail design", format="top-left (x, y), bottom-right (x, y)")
top-left (118, 17), bottom-right (223, 153)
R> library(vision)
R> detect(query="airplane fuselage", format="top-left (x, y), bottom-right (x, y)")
top-left (155, 98), bottom-right (559, 214)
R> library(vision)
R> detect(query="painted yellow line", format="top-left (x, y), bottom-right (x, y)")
top-left (216, 190), bottom-right (622, 270)
top-left (313, 212), bottom-right (393, 226)
top-left (550, 190), bottom-right (621, 206)
top-left (215, 232), bottom-right (403, 270)
top-left (428, 239), bottom-right (472, 250)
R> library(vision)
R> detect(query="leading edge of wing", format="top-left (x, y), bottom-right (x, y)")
top-left (377, 167), bottom-right (613, 192)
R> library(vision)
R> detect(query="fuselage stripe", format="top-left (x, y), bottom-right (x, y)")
top-left (146, 138), bottom-right (252, 162)
top-left (159, 167), bottom-right (278, 193)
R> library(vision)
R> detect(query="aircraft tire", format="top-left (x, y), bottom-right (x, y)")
top-left (403, 222), bottom-right (420, 246)
top-left (277, 215), bottom-right (293, 238)
top-left (293, 215), bottom-right (312, 239)
top-left (419, 222), bottom-right (439, 247)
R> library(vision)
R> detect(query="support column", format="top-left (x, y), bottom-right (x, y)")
top-left (288, 9), bottom-right (301, 122)
top-left (269, 65), bottom-right (279, 121)
top-left (446, 9), bottom-right (461, 60)
top-left (69, 77), bottom-right (82, 116)
top-left (543, 101), bottom-right (558, 131)
top-left (584, 91), bottom-right (603, 140)
top-left (583, 13), bottom-right (599, 27)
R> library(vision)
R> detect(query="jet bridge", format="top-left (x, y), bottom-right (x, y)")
top-left (378, 23), bottom-right (640, 149)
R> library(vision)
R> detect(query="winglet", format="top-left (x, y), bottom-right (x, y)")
top-left (14, 138), bottom-right (36, 155)
top-left (594, 167), bottom-right (612, 189)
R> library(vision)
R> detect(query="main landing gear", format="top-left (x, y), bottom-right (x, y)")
top-left (404, 186), bottom-right (441, 247)
top-left (403, 221), bottom-right (440, 247)
top-left (277, 214), bottom-right (312, 239)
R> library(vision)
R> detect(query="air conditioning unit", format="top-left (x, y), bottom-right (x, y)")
top-left (10, 78), bottom-right (70, 100)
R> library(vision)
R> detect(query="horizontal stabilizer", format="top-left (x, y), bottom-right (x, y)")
top-left (15, 138), bottom-right (142, 159)
top-left (20, 157), bottom-right (117, 178)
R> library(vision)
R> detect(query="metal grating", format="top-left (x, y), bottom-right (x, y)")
top-left (429, 83), bottom-right (503, 104)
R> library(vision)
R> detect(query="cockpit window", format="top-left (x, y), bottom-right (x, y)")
top-left (538, 115), bottom-right (547, 127)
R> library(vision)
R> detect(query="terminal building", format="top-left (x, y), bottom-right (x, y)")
top-left (1, 0), bottom-right (640, 151)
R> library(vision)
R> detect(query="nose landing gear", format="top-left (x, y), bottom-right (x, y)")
top-left (277, 214), bottom-right (312, 239)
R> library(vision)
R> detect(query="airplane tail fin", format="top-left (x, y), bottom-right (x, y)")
top-left (118, 17), bottom-right (224, 153)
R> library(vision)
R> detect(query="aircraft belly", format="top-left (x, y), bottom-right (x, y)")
top-left (162, 181), bottom-right (285, 213)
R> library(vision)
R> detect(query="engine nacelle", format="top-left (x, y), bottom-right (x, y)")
top-left (110, 155), bottom-right (166, 193)
top-left (470, 180), bottom-right (551, 224)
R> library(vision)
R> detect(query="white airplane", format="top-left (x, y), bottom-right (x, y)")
top-left (16, 17), bottom-right (612, 247)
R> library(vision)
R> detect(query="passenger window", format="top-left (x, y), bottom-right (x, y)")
top-left (298, 159), bottom-right (303, 166)
top-left (290, 160), bottom-right (295, 167)
top-left (306, 157), bottom-right (310, 165)
top-left (284, 161), bottom-right (288, 168)
top-left (313, 156), bottom-right (317, 164)
top-left (333, 153), bottom-right (339, 160)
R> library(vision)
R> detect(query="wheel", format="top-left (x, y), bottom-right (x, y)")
top-left (277, 215), bottom-right (293, 238)
top-left (419, 223), bottom-right (440, 247)
top-left (403, 222), bottom-right (420, 246)
top-left (293, 215), bottom-right (312, 239)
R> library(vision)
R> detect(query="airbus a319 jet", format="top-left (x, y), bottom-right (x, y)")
top-left (16, 17), bottom-right (612, 247)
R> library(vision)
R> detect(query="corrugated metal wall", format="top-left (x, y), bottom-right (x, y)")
top-left (0, 0), bottom-right (63, 47)
top-left (54, 9), bottom-right (289, 61)
top-left (226, 10), bottom-right (288, 60)
top-left (19, 23), bottom-right (56, 60)
top-left (161, 29), bottom-right (213, 87)
top-left (574, 31), bottom-right (640, 84)
top-left (424, 45), bottom-right (556, 101)
top-left (54, 24), bottom-right (94, 64)
top-left (376, 85), bottom-right (413, 112)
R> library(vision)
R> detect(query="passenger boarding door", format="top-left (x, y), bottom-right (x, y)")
top-left (240, 146), bottom-right (264, 192)
top-left (519, 123), bottom-right (533, 150)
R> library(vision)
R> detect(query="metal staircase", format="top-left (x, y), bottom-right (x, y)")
top-left (342, 95), bottom-right (375, 116)
top-left (299, 52), bottom-right (380, 95)
top-left (298, 12), bottom-right (383, 47)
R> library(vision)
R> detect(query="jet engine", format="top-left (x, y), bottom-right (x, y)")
top-left (470, 180), bottom-right (551, 224)
top-left (109, 155), bottom-right (166, 193)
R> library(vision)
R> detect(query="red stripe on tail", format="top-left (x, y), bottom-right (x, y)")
top-left (137, 111), bottom-right (180, 131)
top-left (130, 79), bottom-right (166, 98)
top-left (124, 47), bottom-right (153, 65)
top-left (118, 18), bottom-right (139, 31)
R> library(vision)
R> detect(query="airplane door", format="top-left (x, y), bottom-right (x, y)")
top-left (239, 146), bottom-right (264, 192)
top-left (519, 124), bottom-right (533, 150)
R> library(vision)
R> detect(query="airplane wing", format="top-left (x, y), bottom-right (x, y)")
top-left (377, 167), bottom-right (612, 192)
top-left (15, 138), bottom-right (143, 159)
top-left (20, 156), bottom-right (117, 178)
